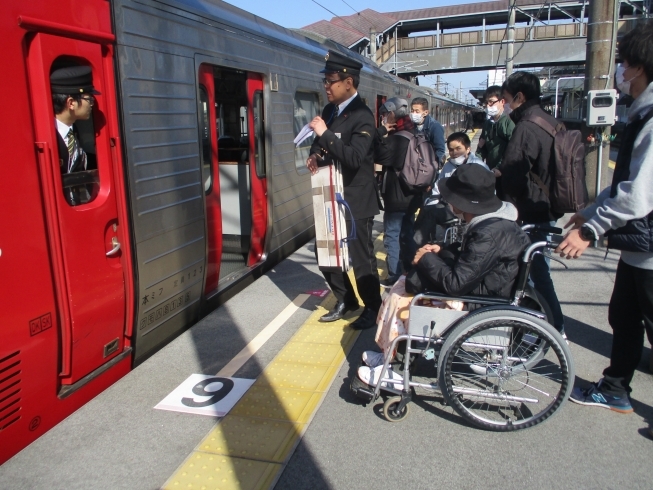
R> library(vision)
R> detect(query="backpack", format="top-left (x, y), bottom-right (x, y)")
top-left (522, 114), bottom-right (588, 214)
top-left (395, 130), bottom-right (438, 193)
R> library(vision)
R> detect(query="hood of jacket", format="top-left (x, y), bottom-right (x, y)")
top-left (629, 81), bottom-right (653, 122)
top-left (467, 201), bottom-right (519, 231)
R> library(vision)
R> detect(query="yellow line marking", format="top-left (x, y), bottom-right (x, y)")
top-left (609, 160), bottom-right (616, 169)
top-left (162, 237), bottom-right (388, 490)
top-left (216, 294), bottom-right (310, 377)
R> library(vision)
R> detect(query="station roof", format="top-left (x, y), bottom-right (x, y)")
top-left (301, 0), bottom-right (589, 48)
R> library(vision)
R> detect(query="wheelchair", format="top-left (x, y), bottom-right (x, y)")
top-left (351, 225), bottom-right (574, 431)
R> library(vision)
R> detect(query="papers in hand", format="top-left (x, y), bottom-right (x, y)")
top-left (294, 124), bottom-right (314, 147)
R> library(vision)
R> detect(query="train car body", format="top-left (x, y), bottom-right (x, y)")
top-left (0, 0), bottom-right (471, 463)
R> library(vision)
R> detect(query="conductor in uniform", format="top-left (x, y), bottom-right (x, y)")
top-left (307, 51), bottom-right (381, 330)
top-left (50, 65), bottom-right (100, 205)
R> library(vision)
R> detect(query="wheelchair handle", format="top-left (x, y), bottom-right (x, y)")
top-left (521, 224), bottom-right (563, 235)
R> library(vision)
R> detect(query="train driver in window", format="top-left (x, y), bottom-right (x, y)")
top-left (50, 66), bottom-right (100, 205)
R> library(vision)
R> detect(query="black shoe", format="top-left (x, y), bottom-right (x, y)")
top-left (319, 301), bottom-right (359, 322)
top-left (350, 307), bottom-right (378, 330)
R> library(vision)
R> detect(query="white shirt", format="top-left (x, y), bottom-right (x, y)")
top-left (336, 91), bottom-right (358, 116)
top-left (56, 118), bottom-right (73, 144)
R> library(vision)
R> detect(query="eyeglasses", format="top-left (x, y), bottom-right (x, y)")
top-left (485, 98), bottom-right (501, 107)
top-left (81, 95), bottom-right (95, 105)
top-left (322, 77), bottom-right (342, 87)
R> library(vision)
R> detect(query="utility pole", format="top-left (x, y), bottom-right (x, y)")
top-left (506, 0), bottom-right (516, 76)
top-left (436, 74), bottom-right (441, 93)
top-left (583, 0), bottom-right (616, 200)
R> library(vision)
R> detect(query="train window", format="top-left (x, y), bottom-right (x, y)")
top-left (199, 85), bottom-right (213, 194)
top-left (293, 91), bottom-right (320, 173)
top-left (252, 90), bottom-right (266, 178)
top-left (51, 59), bottom-right (100, 206)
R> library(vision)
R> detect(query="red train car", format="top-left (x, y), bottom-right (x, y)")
top-left (0, 0), bottom-right (135, 463)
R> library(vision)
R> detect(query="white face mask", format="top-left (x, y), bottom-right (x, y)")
top-left (486, 105), bottom-right (500, 118)
top-left (410, 113), bottom-right (424, 124)
top-left (450, 155), bottom-right (466, 166)
top-left (615, 63), bottom-right (636, 96)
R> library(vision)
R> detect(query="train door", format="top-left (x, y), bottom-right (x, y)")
top-left (25, 33), bottom-right (132, 387)
top-left (376, 94), bottom-right (387, 125)
top-left (198, 65), bottom-right (267, 296)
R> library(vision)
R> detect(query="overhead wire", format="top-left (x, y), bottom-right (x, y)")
top-left (508, 1), bottom-right (550, 64)
top-left (338, 0), bottom-right (377, 29)
top-left (308, 0), bottom-right (363, 34)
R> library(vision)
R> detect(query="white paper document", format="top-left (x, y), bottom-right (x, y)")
top-left (294, 123), bottom-right (314, 147)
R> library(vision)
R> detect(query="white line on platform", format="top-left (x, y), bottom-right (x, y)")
top-left (215, 293), bottom-right (311, 377)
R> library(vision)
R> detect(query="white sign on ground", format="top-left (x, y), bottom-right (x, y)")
top-left (155, 374), bottom-right (255, 417)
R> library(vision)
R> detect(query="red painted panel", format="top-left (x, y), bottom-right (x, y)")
top-left (0, 0), bottom-right (133, 464)
top-left (199, 65), bottom-right (223, 295)
top-left (246, 75), bottom-right (268, 265)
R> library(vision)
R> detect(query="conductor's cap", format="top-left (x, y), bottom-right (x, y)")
top-left (50, 66), bottom-right (101, 95)
top-left (319, 50), bottom-right (363, 76)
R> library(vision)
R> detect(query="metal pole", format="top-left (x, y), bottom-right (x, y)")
top-left (506, 0), bottom-right (516, 76)
top-left (394, 26), bottom-right (398, 74)
top-left (554, 76), bottom-right (584, 118)
top-left (583, 0), bottom-right (616, 200)
top-left (370, 28), bottom-right (376, 62)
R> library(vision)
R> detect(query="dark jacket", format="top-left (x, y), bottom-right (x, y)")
top-left (406, 203), bottom-right (530, 298)
top-left (501, 100), bottom-right (563, 223)
top-left (374, 123), bottom-right (414, 213)
top-left (476, 112), bottom-right (514, 170)
top-left (420, 115), bottom-right (446, 164)
top-left (310, 95), bottom-right (378, 219)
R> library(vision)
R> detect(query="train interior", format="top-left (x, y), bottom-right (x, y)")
top-left (198, 65), bottom-right (267, 295)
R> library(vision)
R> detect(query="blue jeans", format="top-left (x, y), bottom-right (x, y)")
top-left (383, 212), bottom-right (416, 279)
top-left (528, 221), bottom-right (565, 333)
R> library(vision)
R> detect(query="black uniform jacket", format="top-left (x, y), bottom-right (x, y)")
top-left (310, 95), bottom-right (379, 219)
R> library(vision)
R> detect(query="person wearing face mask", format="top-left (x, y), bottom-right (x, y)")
top-left (499, 71), bottom-right (567, 340)
top-left (410, 97), bottom-right (446, 166)
top-left (430, 132), bottom-right (489, 201)
top-left (556, 20), bottom-right (653, 415)
top-left (374, 97), bottom-right (419, 287)
top-left (475, 85), bottom-right (515, 180)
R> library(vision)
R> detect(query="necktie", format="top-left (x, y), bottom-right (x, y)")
top-left (66, 128), bottom-right (75, 159)
top-left (325, 105), bottom-right (338, 126)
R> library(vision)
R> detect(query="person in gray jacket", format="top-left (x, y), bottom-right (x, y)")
top-left (557, 20), bottom-right (653, 414)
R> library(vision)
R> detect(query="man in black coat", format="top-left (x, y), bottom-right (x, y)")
top-left (306, 51), bottom-right (381, 329)
top-left (498, 71), bottom-right (566, 337)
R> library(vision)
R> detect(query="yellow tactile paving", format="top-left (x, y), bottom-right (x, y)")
top-left (198, 415), bottom-right (302, 463)
top-left (274, 341), bottom-right (346, 367)
top-left (162, 452), bottom-right (281, 490)
top-left (162, 237), bottom-right (389, 490)
top-left (230, 384), bottom-right (323, 424)
top-left (258, 361), bottom-right (339, 392)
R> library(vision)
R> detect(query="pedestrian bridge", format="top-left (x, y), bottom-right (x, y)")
top-left (377, 19), bottom-right (637, 75)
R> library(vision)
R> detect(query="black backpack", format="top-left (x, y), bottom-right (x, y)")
top-left (522, 114), bottom-right (588, 214)
top-left (395, 130), bottom-right (438, 193)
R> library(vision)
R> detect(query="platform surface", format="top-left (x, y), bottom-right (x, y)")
top-left (2, 210), bottom-right (653, 490)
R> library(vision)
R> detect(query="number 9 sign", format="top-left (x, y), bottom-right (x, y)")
top-left (155, 374), bottom-right (255, 416)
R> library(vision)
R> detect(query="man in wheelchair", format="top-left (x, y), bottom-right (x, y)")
top-left (359, 164), bottom-right (531, 386)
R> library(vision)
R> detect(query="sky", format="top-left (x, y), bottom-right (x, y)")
top-left (226, 0), bottom-right (488, 103)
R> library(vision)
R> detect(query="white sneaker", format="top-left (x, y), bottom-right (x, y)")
top-left (362, 350), bottom-right (385, 367)
top-left (358, 365), bottom-right (404, 389)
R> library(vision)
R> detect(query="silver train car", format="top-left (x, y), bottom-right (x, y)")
top-left (112, 0), bottom-right (472, 363)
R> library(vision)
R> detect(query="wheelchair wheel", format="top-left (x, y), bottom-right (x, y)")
top-left (513, 289), bottom-right (555, 369)
top-left (438, 309), bottom-right (573, 431)
top-left (383, 396), bottom-right (410, 422)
